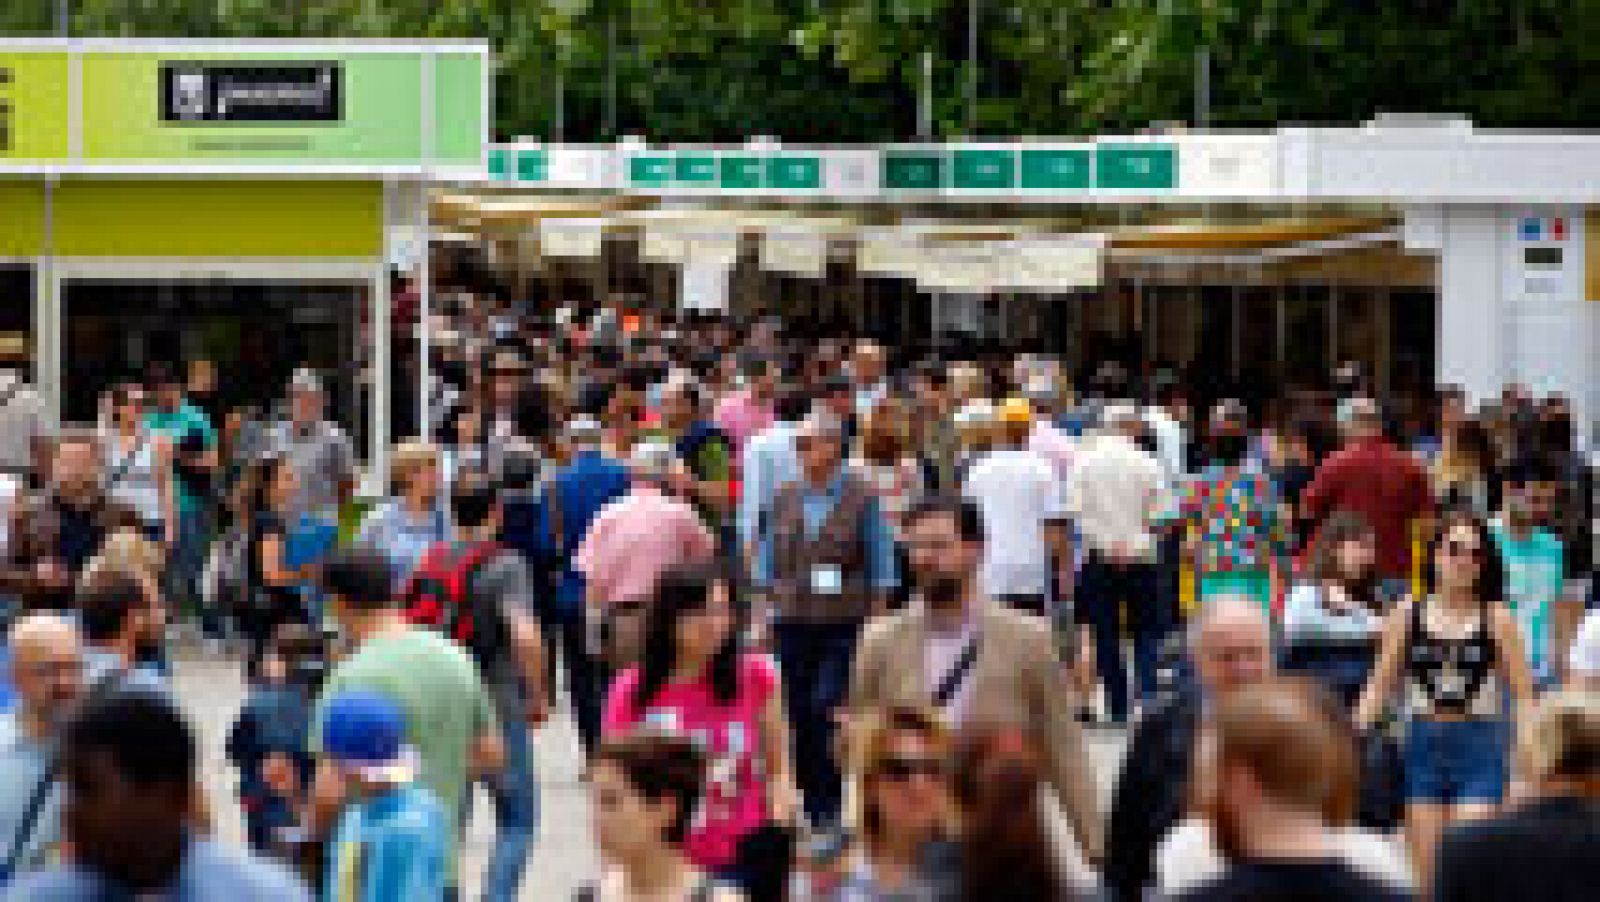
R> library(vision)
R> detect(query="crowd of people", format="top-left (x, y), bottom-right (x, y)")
top-left (0, 294), bottom-right (1594, 901)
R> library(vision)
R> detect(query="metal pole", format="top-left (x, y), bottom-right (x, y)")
top-left (554, 60), bottom-right (566, 142)
top-left (965, 0), bottom-right (979, 136)
top-left (56, 0), bottom-right (68, 36)
top-left (918, 51), bottom-right (934, 140)
top-left (416, 180), bottom-right (433, 441)
top-left (604, 14), bottom-right (618, 139)
top-left (1195, 46), bottom-right (1211, 128)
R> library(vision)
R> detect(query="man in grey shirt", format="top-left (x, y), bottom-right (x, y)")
top-left (0, 614), bottom-right (84, 880)
top-left (446, 477), bottom-right (547, 902)
top-left (269, 369), bottom-right (356, 522)
top-left (0, 369), bottom-right (49, 479)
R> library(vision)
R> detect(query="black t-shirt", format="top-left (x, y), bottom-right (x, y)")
top-left (1177, 859), bottom-right (1411, 902)
top-left (248, 511), bottom-right (301, 615)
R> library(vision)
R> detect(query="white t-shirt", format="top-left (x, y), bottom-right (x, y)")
top-left (1156, 817), bottom-right (1413, 897)
top-left (0, 473), bottom-right (18, 559)
top-left (1569, 609), bottom-right (1600, 680)
top-left (963, 447), bottom-right (1065, 598)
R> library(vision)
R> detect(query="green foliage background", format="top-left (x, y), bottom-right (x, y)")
top-left (5, 1), bottom-right (1597, 141)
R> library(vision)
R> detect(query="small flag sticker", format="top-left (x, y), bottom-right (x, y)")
top-left (1519, 216), bottom-right (1570, 241)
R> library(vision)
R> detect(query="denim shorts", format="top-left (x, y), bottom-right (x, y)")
top-left (1403, 717), bottom-right (1508, 805)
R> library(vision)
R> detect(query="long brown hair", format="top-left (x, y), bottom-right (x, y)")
top-left (951, 729), bottom-right (1078, 901)
top-left (1307, 511), bottom-right (1376, 584)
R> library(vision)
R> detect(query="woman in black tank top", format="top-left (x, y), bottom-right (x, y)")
top-left (1354, 512), bottom-right (1534, 891)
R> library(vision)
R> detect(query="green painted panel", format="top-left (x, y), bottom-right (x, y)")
top-left (1019, 149), bottom-right (1090, 189)
top-left (883, 151), bottom-right (944, 190)
top-left (431, 52), bottom-right (486, 164)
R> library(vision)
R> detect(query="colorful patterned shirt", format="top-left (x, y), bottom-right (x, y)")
top-left (1177, 463), bottom-right (1290, 574)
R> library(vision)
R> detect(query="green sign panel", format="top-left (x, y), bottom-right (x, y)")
top-left (1096, 144), bottom-right (1176, 189)
top-left (883, 151), bottom-right (944, 190)
top-left (675, 154), bottom-right (717, 183)
top-left (515, 149), bottom-right (546, 182)
top-left (1020, 149), bottom-right (1091, 189)
top-left (1, 44), bottom-right (487, 167)
top-left (719, 155), bottom-right (762, 189)
top-left (767, 155), bottom-right (821, 190)
top-left (951, 149), bottom-right (1014, 190)
top-left (630, 155), bottom-right (673, 186)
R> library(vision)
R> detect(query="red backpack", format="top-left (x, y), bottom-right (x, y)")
top-left (399, 540), bottom-right (506, 667)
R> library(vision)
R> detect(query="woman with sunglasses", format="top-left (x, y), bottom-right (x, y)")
top-left (601, 562), bottom-right (798, 887)
top-left (101, 383), bottom-right (177, 548)
top-left (792, 705), bottom-right (955, 901)
top-left (1356, 511), bottom-right (1533, 889)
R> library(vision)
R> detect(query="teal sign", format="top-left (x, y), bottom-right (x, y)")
top-left (629, 155), bottom-right (674, 186)
top-left (488, 147), bottom-right (512, 180)
top-left (1020, 149), bottom-right (1090, 189)
top-left (515, 149), bottom-right (547, 182)
top-left (883, 151), bottom-right (944, 190)
top-left (767, 155), bottom-right (821, 190)
top-left (675, 154), bottom-right (717, 183)
top-left (1096, 145), bottom-right (1176, 189)
top-left (951, 149), bottom-right (1014, 190)
top-left (719, 155), bottom-right (762, 189)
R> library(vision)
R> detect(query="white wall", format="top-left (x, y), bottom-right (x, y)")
top-left (1431, 204), bottom-right (1596, 443)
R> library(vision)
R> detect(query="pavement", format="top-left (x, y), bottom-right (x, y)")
top-left (175, 650), bottom-right (1129, 899)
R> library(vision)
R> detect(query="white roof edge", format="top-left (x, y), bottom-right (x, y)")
top-left (0, 37), bottom-right (490, 53)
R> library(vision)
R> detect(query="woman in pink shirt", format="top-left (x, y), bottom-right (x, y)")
top-left (602, 562), bottom-right (799, 880)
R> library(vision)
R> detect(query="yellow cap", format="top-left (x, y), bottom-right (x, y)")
top-left (999, 396), bottom-right (1034, 424)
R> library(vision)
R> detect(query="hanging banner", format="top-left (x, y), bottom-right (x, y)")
top-left (539, 218), bottom-right (606, 258)
top-left (680, 258), bottom-right (731, 312)
top-left (997, 237), bottom-right (1105, 292)
top-left (760, 228), bottom-right (828, 277)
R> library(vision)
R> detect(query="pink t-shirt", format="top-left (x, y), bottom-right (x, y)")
top-left (602, 654), bottom-right (778, 869)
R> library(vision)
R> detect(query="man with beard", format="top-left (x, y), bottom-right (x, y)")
top-left (848, 496), bottom-right (1103, 863)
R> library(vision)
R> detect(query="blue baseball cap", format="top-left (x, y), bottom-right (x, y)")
top-left (319, 690), bottom-right (416, 783)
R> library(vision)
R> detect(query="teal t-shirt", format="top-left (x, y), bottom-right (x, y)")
top-left (312, 628), bottom-right (497, 881)
top-left (323, 783), bottom-right (449, 902)
top-left (145, 403), bottom-right (217, 514)
top-left (1492, 520), bottom-right (1565, 673)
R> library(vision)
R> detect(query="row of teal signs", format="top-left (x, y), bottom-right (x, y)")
top-left (628, 153), bottom-right (823, 189)
top-left (488, 143), bottom-right (1176, 192)
top-left (882, 145), bottom-right (1176, 191)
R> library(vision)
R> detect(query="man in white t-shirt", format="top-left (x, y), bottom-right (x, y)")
top-left (1568, 608), bottom-right (1600, 690)
top-left (962, 397), bottom-right (1069, 618)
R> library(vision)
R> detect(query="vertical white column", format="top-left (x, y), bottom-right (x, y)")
top-left (1435, 206), bottom-right (1506, 405)
top-left (36, 176), bottom-right (60, 426)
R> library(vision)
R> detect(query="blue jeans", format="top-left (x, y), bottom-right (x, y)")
top-left (773, 619), bottom-right (862, 829)
top-left (1403, 717), bottom-right (1509, 805)
top-left (1079, 555), bottom-right (1170, 723)
top-left (481, 717), bottom-right (539, 902)
top-left (168, 506), bottom-right (214, 635)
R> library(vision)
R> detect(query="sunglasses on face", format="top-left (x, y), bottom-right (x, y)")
top-left (876, 756), bottom-right (945, 782)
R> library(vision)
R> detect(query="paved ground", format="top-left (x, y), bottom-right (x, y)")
top-left (175, 651), bottom-right (1128, 899)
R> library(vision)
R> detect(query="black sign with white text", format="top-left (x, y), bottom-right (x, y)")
top-left (160, 62), bottom-right (342, 124)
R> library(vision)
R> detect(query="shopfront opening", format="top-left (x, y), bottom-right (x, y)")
top-left (0, 265), bottom-right (31, 377)
top-left (63, 279), bottom-right (366, 440)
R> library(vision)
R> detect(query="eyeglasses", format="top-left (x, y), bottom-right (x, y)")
top-left (876, 756), bottom-right (945, 782)
top-left (1442, 539), bottom-right (1483, 559)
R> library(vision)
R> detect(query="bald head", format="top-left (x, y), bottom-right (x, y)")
top-left (1189, 596), bottom-right (1274, 697)
top-left (8, 613), bottom-right (84, 733)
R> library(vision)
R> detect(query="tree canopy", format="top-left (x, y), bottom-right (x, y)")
top-left (5, 1), bottom-right (1596, 141)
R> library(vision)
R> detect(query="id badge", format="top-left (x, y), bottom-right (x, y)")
top-left (810, 565), bottom-right (844, 595)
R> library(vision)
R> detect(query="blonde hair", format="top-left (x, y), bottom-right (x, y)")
top-left (847, 705), bottom-right (953, 841)
top-left (390, 441), bottom-right (440, 493)
top-left (81, 528), bottom-right (166, 584)
top-left (1519, 690), bottom-right (1600, 783)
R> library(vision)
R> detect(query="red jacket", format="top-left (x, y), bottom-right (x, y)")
top-left (1301, 437), bottom-right (1434, 579)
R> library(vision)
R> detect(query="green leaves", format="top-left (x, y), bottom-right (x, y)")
top-left (3, 0), bottom-right (1596, 140)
